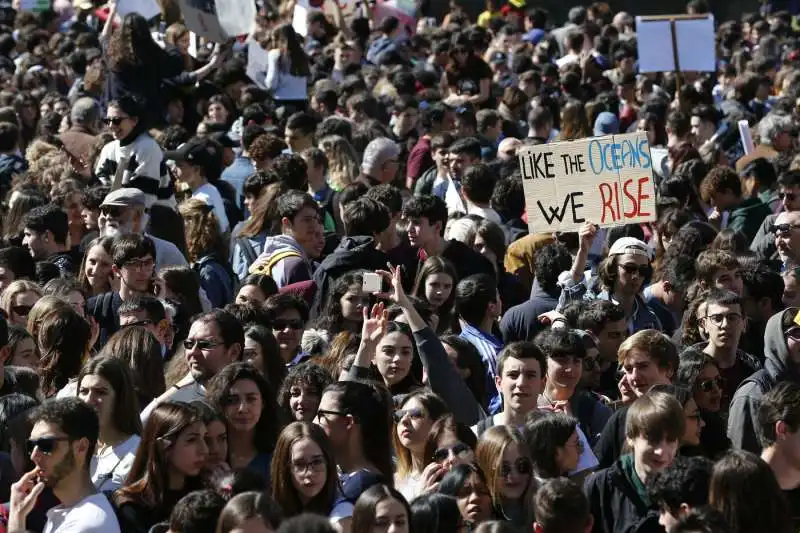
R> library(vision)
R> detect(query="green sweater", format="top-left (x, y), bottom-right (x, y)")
top-left (728, 197), bottom-right (773, 241)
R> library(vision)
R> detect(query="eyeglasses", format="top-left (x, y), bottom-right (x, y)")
top-left (11, 305), bottom-right (32, 317)
top-left (291, 456), bottom-right (326, 474)
top-left (273, 319), bottom-right (304, 331)
top-left (315, 409), bottom-right (348, 422)
top-left (698, 376), bottom-right (724, 392)
top-left (620, 263), bottom-right (652, 277)
top-left (702, 312), bottom-right (742, 326)
top-left (27, 436), bottom-right (69, 455)
top-left (769, 223), bottom-right (800, 235)
top-left (432, 442), bottom-right (472, 463)
top-left (123, 319), bottom-right (152, 329)
top-left (182, 339), bottom-right (222, 351)
top-left (500, 458), bottom-right (532, 477)
top-left (392, 407), bottom-right (425, 424)
top-left (779, 192), bottom-right (797, 202)
top-left (123, 258), bottom-right (154, 271)
top-left (100, 205), bottom-right (124, 218)
top-left (103, 116), bottom-right (129, 126)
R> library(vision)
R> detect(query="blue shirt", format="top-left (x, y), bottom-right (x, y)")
top-left (221, 156), bottom-right (255, 210)
top-left (460, 322), bottom-right (503, 415)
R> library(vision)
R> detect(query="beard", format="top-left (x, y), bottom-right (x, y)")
top-left (46, 448), bottom-right (76, 488)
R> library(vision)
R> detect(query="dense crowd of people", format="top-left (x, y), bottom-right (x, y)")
top-left (0, 0), bottom-right (796, 532)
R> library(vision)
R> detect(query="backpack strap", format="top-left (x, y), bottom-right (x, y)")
top-left (249, 250), bottom-right (302, 276)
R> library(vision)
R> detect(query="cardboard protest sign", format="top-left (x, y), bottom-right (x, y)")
top-left (118, 0), bottom-right (161, 20)
top-left (293, 0), bottom-right (360, 37)
top-left (179, 0), bottom-right (254, 42)
top-left (246, 41), bottom-right (270, 90)
top-left (518, 132), bottom-right (656, 234)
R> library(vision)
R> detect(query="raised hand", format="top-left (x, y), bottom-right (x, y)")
top-left (361, 302), bottom-right (387, 346)
top-left (375, 264), bottom-right (408, 307)
top-left (9, 468), bottom-right (45, 528)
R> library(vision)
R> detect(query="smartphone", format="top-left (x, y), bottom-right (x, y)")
top-left (362, 272), bottom-right (382, 293)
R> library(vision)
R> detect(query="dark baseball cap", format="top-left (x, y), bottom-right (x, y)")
top-left (164, 137), bottom-right (224, 177)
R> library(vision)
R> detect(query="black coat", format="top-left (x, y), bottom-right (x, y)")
top-left (584, 460), bottom-right (664, 533)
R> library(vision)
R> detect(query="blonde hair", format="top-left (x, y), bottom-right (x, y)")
top-left (26, 295), bottom-right (69, 341)
top-left (178, 198), bottom-right (226, 263)
top-left (475, 426), bottom-right (535, 522)
top-left (319, 135), bottom-right (359, 191)
top-left (617, 329), bottom-right (678, 372)
top-left (1, 280), bottom-right (42, 317)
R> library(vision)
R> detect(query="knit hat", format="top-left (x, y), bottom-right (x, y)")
top-left (361, 137), bottom-right (400, 176)
top-left (593, 112), bottom-right (620, 136)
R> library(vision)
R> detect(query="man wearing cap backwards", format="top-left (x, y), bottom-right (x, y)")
top-left (558, 223), bottom-right (662, 334)
top-left (98, 188), bottom-right (187, 272)
top-left (356, 137), bottom-right (401, 188)
top-left (166, 136), bottom-right (230, 234)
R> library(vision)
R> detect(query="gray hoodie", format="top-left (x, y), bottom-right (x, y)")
top-left (250, 234), bottom-right (312, 289)
top-left (728, 308), bottom-right (799, 453)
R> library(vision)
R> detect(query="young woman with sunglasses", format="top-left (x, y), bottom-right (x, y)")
top-left (0, 280), bottom-right (41, 327)
top-left (393, 389), bottom-right (449, 501)
top-left (314, 380), bottom-right (394, 502)
top-left (114, 402), bottom-right (208, 533)
top-left (676, 348), bottom-right (731, 459)
top-left (475, 426), bottom-right (534, 528)
top-left (278, 363), bottom-right (334, 423)
top-left (351, 484), bottom-right (411, 533)
top-left (271, 421), bottom-right (352, 532)
top-left (207, 362), bottom-right (285, 482)
top-left (76, 357), bottom-right (142, 492)
top-left (421, 414), bottom-right (478, 493)
top-left (438, 463), bottom-right (495, 527)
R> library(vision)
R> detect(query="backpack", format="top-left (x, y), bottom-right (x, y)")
top-left (249, 249), bottom-right (302, 277)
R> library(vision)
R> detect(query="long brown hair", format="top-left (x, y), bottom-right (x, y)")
top-left (270, 422), bottom-right (338, 517)
top-left (99, 326), bottom-right (166, 409)
top-left (77, 356), bottom-right (143, 437)
top-left (558, 100), bottom-right (591, 141)
top-left (107, 12), bottom-right (170, 70)
top-left (476, 426), bottom-right (535, 523)
top-left (392, 390), bottom-right (449, 479)
top-left (38, 306), bottom-right (91, 397)
top-left (78, 236), bottom-right (114, 296)
top-left (114, 402), bottom-right (203, 509)
top-left (239, 182), bottom-right (284, 239)
top-left (178, 198), bottom-right (228, 263)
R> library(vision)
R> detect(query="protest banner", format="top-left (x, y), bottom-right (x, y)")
top-left (518, 132), bottom-right (656, 234)
top-left (118, 0), bottom-right (161, 20)
top-left (178, 0), bottom-right (255, 42)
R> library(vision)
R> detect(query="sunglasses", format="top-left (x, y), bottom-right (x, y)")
top-left (100, 205), bottom-right (124, 218)
top-left (123, 319), bottom-right (152, 329)
top-left (273, 319), bottom-right (304, 331)
top-left (501, 458), bottom-right (533, 477)
top-left (779, 192), bottom-right (797, 202)
top-left (182, 339), bottom-right (222, 351)
top-left (392, 407), bottom-right (425, 424)
top-left (620, 263), bottom-right (652, 277)
top-left (432, 442), bottom-right (471, 463)
top-left (11, 305), bottom-right (32, 317)
top-left (698, 376), bottom-right (724, 392)
top-left (769, 223), bottom-right (800, 235)
top-left (27, 436), bottom-right (69, 455)
top-left (103, 116), bottom-right (129, 126)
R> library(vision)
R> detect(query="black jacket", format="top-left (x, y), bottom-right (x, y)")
top-left (584, 459), bottom-right (663, 533)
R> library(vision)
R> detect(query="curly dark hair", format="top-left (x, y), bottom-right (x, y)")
top-left (647, 456), bottom-right (714, 515)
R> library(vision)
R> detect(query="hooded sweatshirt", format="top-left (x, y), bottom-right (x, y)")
top-left (249, 234), bottom-right (312, 289)
top-left (728, 309), bottom-right (799, 453)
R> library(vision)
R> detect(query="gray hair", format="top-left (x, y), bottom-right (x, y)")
top-left (758, 113), bottom-right (793, 147)
top-left (70, 97), bottom-right (101, 127)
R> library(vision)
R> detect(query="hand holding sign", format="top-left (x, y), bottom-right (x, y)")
top-left (518, 132), bottom-right (656, 234)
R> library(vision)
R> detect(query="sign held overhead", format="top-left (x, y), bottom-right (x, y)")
top-left (518, 133), bottom-right (656, 234)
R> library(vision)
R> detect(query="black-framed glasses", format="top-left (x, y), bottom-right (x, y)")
top-left (273, 319), bottom-right (304, 331)
top-left (316, 409), bottom-right (348, 421)
top-left (432, 442), bottom-right (471, 463)
top-left (100, 205), bottom-right (124, 218)
top-left (698, 376), bottom-right (724, 392)
top-left (702, 312), bottom-right (742, 326)
top-left (183, 339), bottom-right (222, 351)
top-left (103, 116), bottom-right (129, 126)
top-left (27, 436), bottom-right (69, 455)
top-left (11, 304), bottom-right (32, 317)
top-left (620, 263), bottom-right (652, 277)
top-left (392, 407), bottom-right (425, 424)
top-left (291, 456), bottom-right (326, 474)
top-left (123, 258), bottom-right (154, 271)
top-left (770, 223), bottom-right (800, 235)
top-left (779, 192), bottom-right (797, 202)
top-left (500, 458), bottom-right (532, 477)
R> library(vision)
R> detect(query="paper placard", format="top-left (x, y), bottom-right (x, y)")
top-left (246, 41), bottom-right (270, 90)
top-left (636, 15), bottom-right (716, 73)
top-left (739, 120), bottom-right (755, 155)
top-left (518, 132), bottom-right (656, 233)
top-left (178, 0), bottom-right (253, 42)
top-left (117, 0), bottom-right (161, 20)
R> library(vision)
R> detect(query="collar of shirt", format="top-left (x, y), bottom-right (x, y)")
top-left (461, 322), bottom-right (503, 348)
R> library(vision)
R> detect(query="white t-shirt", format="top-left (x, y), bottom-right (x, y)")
top-left (44, 492), bottom-right (121, 533)
top-left (193, 183), bottom-right (230, 233)
top-left (91, 434), bottom-right (141, 492)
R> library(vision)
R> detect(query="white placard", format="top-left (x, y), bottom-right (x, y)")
top-left (635, 18), bottom-right (675, 72)
top-left (518, 132), bottom-right (656, 233)
top-left (179, 0), bottom-right (253, 42)
top-left (246, 41), bottom-right (270, 90)
top-left (739, 120), bottom-right (755, 155)
top-left (636, 15), bottom-right (716, 73)
top-left (216, 0), bottom-right (256, 39)
top-left (117, 0), bottom-right (161, 20)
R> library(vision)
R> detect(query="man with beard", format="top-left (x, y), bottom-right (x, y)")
top-left (773, 210), bottom-right (800, 269)
top-left (140, 310), bottom-right (243, 422)
top-left (87, 233), bottom-right (157, 347)
top-left (97, 188), bottom-right (186, 272)
top-left (729, 308), bottom-right (800, 453)
top-left (8, 398), bottom-right (120, 532)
